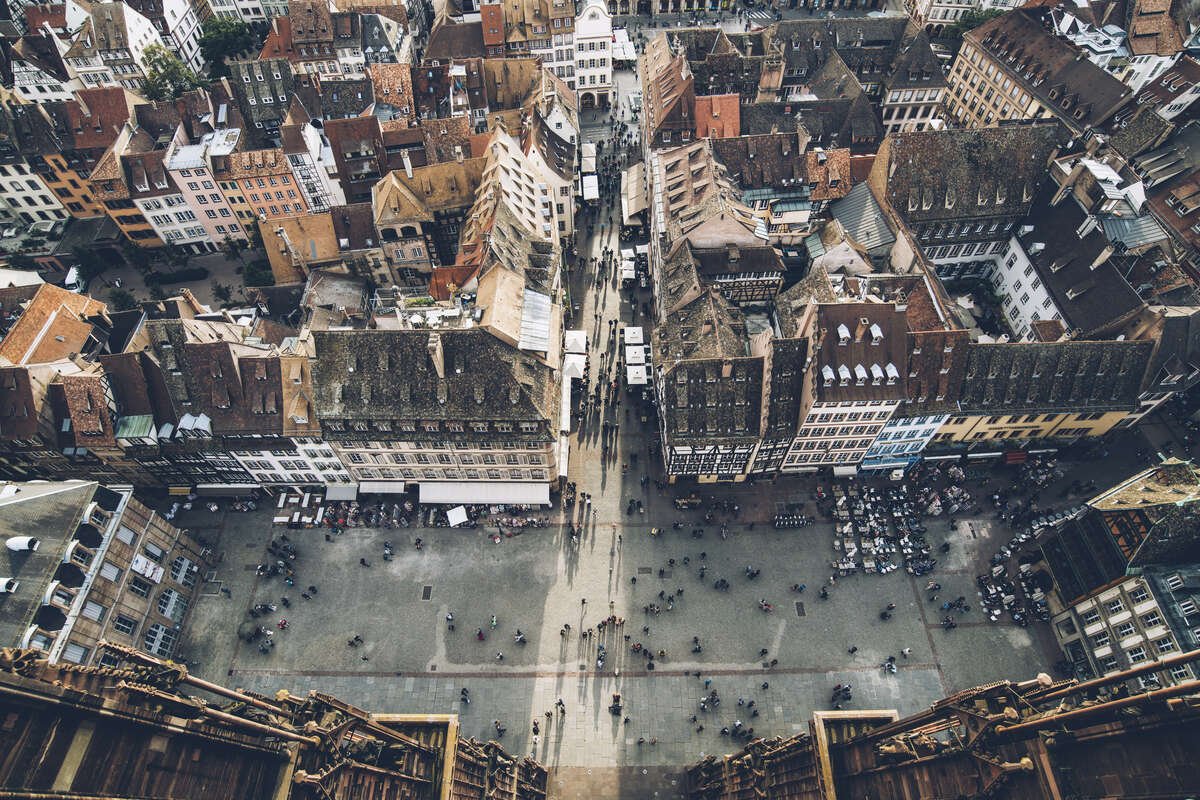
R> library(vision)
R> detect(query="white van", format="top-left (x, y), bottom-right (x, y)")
top-left (63, 267), bottom-right (87, 294)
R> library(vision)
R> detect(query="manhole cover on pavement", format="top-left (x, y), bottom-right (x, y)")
top-left (421, 585), bottom-right (433, 600)
top-left (795, 601), bottom-right (806, 617)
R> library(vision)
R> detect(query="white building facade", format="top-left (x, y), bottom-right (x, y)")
top-left (782, 399), bottom-right (901, 474)
top-left (573, 0), bottom-right (612, 109)
top-left (992, 235), bottom-right (1062, 341)
top-left (860, 412), bottom-right (950, 472)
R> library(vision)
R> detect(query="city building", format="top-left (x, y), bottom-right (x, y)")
top-left (944, 8), bottom-right (1133, 134)
top-left (0, 480), bottom-right (208, 666)
top-left (63, 1), bottom-right (167, 92)
top-left (213, 147), bottom-right (312, 227)
top-left (867, 123), bottom-right (1067, 282)
top-left (1045, 459), bottom-right (1200, 684)
top-left (573, 0), bottom-right (612, 108)
top-left (9, 29), bottom-right (80, 102)
top-left (0, 101), bottom-right (72, 225)
top-left (36, 87), bottom-right (140, 220)
top-left (308, 127), bottom-right (564, 502)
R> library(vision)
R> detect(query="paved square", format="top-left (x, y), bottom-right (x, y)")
top-left (181, 486), bottom-right (1058, 797)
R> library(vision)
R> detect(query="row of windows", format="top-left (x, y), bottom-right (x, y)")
top-left (355, 467), bottom-right (547, 481)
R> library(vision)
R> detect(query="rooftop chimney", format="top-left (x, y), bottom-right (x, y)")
top-left (427, 331), bottom-right (444, 378)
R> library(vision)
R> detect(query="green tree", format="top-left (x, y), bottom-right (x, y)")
top-left (141, 44), bottom-right (206, 101)
top-left (119, 240), bottom-right (152, 275)
top-left (211, 280), bottom-right (233, 304)
top-left (243, 258), bottom-right (275, 287)
top-left (945, 8), bottom-right (1004, 41)
top-left (221, 235), bottom-right (247, 263)
top-left (163, 243), bottom-right (192, 269)
top-left (108, 287), bottom-right (138, 311)
top-left (199, 18), bottom-right (256, 79)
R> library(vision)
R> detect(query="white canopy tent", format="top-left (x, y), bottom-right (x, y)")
top-left (446, 505), bottom-right (469, 527)
top-left (626, 364), bottom-right (648, 385)
top-left (625, 344), bottom-right (646, 365)
top-left (564, 329), bottom-right (588, 354)
top-left (623, 326), bottom-right (644, 345)
top-left (583, 175), bottom-right (600, 201)
top-left (563, 353), bottom-right (588, 380)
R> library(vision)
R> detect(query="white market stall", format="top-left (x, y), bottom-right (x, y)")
top-left (583, 174), bottom-right (600, 201)
top-left (564, 329), bottom-right (588, 354)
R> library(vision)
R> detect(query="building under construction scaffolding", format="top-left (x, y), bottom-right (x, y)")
top-left (0, 645), bottom-right (548, 800)
top-left (686, 649), bottom-right (1200, 799)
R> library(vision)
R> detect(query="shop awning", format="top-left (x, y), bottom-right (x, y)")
top-left (558, 435), bottom-right (570, 478)
top-left (583, 174), bottom-right (600, 201)
top-left (358, 480), bottom-right (407, 494)
top-left (627, 364), bottom-right (648, 385)
top-left (833, 465), bottom-right (858, 477)
top-left (419, 481), bottom-right (551, 505)
top-left (582, 155), bottom-right (597, 173)
top-left (622, 163), bottom-right (647, 225)
top-left (560, 376), bottom-right (573, 433)
top-left (564, 329), bottom-right (588, 354)
top-left (195, 483), bottom-right (260, 496)
top-left (325, 484), bottom-right (358, 500)
top-left (625, 344), bottom-right (645, 365)
top-left (620, 264), bottom-right (636, 281)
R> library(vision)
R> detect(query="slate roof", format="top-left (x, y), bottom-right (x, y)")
top-left (967, 8), bottom-right (1133, 132)
top-left (958, 339), bottom-right (1151, 413)
top-left (12, 33), bottom-right (68, 82)
top-left (310, 328), bottom-right (555, 426)
top-left (830, 183), bottom-right (895, 254)
top-left (786, 97), bottom-right (883, 153)
top-left (424, 17), bottom-right (484, 60)
top-left (879, 122), bottom-right (1067, 225)
top-left (813, 302), bottom-right (908, 403)
top-left (1019, 190), bottom-right (1144, 337)
top-left (710, 132), bottom-right (807, 189)
top-left (653, 287), bottom-right (765, 444)
top-left (1137, 121), bottom-right (1200, 252)
top-left (144, 318), bottom-right (293, 436)
top-left (229, 59), bottom-right (296, 144)
top-left (1126, 0), bottom-right (1184, 56)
